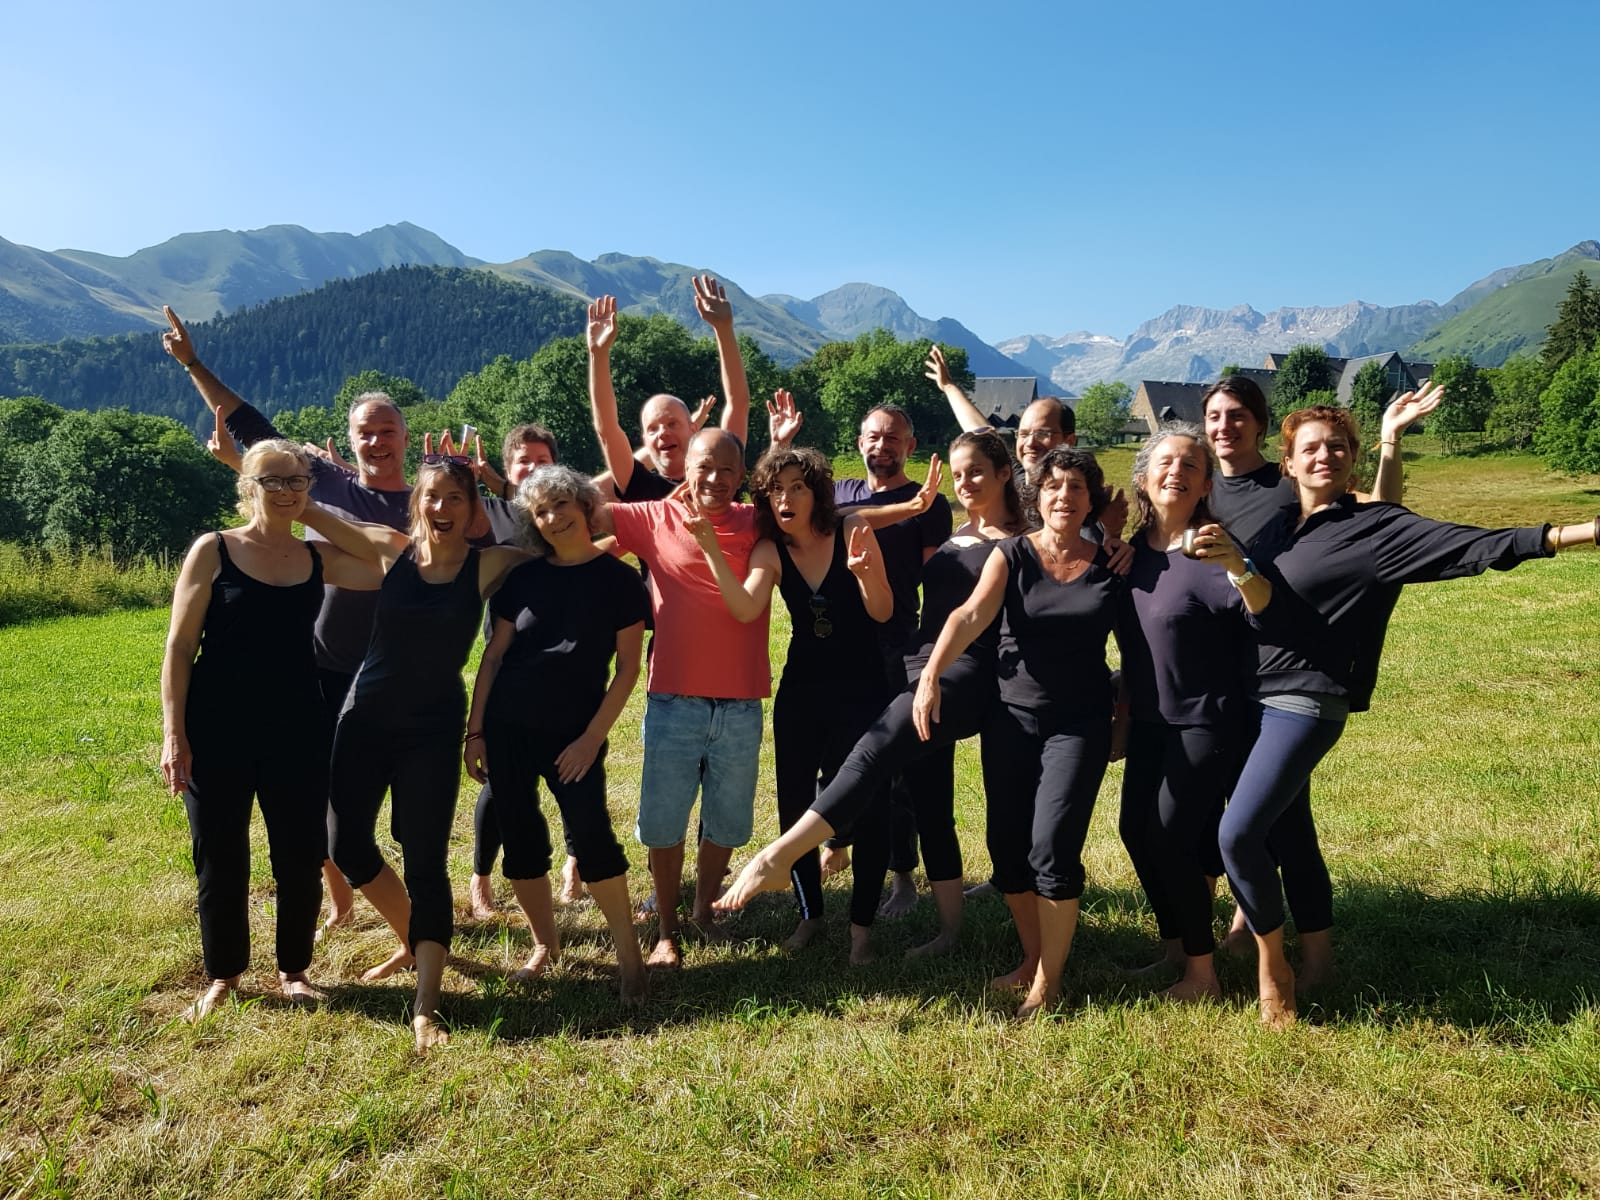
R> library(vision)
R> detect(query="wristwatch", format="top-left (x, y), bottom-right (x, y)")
top-left (1227, 558), bottom-right (1257, 589)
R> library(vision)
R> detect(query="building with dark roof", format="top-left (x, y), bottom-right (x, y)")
top-left (973, 377), bottom-right (1040, 427)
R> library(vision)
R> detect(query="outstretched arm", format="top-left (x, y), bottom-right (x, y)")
top-left (695, 275), bottom-right (750, 444)
top-left (924, 345), bottom-right (989, 433)
top-left (587, 296), bottom-right (638, 496)
top-left (162, 306), bottom-right (248, 422)
top-left (846, 455), bottom-right (944, 529)
top-left (1367, 383), bottom-right (1444, 503)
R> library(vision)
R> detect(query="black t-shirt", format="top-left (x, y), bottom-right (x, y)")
top-left (833, 478), bottom-right (953, 647)
top-left (486, 554), bottom-right (650, 737)
top-left (1116, 535), bottom-right (1253, 726)
top-left (994, 535), bottom-right (1123, 724)
top-left (1209, 461), bottom-right (1298, 553)
top-left (620, 467), bottom-right (678, 503)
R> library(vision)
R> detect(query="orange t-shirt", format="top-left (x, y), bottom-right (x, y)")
top-left (610, 500), bottom-right (772, 700)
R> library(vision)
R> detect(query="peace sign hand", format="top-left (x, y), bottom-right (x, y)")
top-left (924, 344), bottom-right (952, 390)
top-left (915, 454), bottom-right (944, 513)
top-left (845, 523), bottom-right (877, 577)
top-left (690, 394), bottom-right (719, 431)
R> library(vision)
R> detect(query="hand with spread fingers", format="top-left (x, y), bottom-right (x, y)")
top-left (690, 394), bottom-right (719, 431)
top-left (692, 274), bottom-right (733, 331)
top-left (303, 438), bottom-right (353, 472)
top-left (766, 389), bottom-right (803, 448)
top-left (588, 295), bottom-right (619, 355)
top-left (924, 345), bottom-right (953, 390)
top-left (1381, 382), bottom-right (1445, 444)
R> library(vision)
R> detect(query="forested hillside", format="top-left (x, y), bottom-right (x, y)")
top-left (0, 267), bottom-right (587, 435)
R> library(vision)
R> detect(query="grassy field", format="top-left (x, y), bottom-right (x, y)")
top-left (2, 447), bottom-right (1599, 1197)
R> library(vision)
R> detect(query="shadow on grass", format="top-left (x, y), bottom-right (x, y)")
top-left (313, 873), bottom-right (1600, 1043)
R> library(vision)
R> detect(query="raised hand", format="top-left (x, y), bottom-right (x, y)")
top-left (206, 406), bottom-right (242, 473)
top-left (690, 394), bottom-right (719, 431)
top-left (1381, 381), bottom-right (1445, 443)
top-left (766, 389), bottom-right (803, 447)
top-left (845, 523), bottom-right (877, 577)
top-left (161, 306), bottom-right (196, 366)
top-left (472, 434), bottom-right (508, 497)
top-left (1101, 488), bottom-right (1130, 541)
top-left (679, 488), bottom-right (718, 550)
top-left (924, 344), bottom-right (952, 390)
top-left (588, 295), bottom-right (619, 355)
top-left (915, 454), bottom-right (944, 512)
top-left (303, 438), bottom-right (353, 472)
top-left (692, 275), bottom-right (733, 330)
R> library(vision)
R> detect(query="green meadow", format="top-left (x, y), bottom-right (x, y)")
top-left (1, 446), bottom-right (1599, 1198)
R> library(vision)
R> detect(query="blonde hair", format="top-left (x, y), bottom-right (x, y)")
top-left (236, 439), bottom-right (311, 519)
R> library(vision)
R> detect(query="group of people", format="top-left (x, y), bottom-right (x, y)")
top-left (158, 285), bottom-right (1598, 1052)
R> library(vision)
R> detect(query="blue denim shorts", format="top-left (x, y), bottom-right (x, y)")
top-left (636, 693), bottom-right (763, 849)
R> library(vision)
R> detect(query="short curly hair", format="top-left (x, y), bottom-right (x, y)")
top-left (1028, 445), bottom-right (1111, 522)
top-left (749, 446), bottom-right (839, 541)
top-left (514, 464), bottom-right (604, 556)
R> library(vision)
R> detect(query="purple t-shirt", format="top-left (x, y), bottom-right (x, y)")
top-left (225, 402), bottom-right (412, 675)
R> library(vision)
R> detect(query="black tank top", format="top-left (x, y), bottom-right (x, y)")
top-left (906, 523), bottom-right (1004, 671)
top-left (343, 547), bottom-right (483, 730)
top-left (774, 528), bottom-right (884, 687)
top-left (188, 533), bottom-right (323, 726)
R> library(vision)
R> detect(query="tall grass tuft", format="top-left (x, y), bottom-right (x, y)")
top-left (0, 542), bottom-right (177, 628)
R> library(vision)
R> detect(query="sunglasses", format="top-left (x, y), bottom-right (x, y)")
top-left (250, 474), bottom-right (312, 492)
top-left (421, 453), bottom-right (472, 466)
top-left (809, 594), bottom-right (833, 639)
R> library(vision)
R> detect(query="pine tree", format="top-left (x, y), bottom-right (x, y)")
top-left (1542, 270), bottom-right (1600, 373)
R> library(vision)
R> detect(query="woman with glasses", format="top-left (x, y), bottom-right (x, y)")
top-left (688, 446), bottom-right (894, 962)
top-left (160, 441), bottom-right (381, 1022)
top-left (298, 453), bottom-right (528, 1054)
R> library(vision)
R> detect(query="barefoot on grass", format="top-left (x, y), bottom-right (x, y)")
top-left (712, 853), bottom-right (791, 912)
top-left (316, 907), bottom-right (355, 944)
top-left (468, 873), bottom-right (498, 921)
top-left (1259, 965), bottom-right (1297, 1030)
top-left (963, 879), bottom-right (997, 900)
top-left (878, 872), bottom-right (919, 920)
top-left (906, 930), bottom-right (959, 959)
top-left (848, 924), bottom-right (876, 966)
top-left (184, 977), bottom-right (239, 1023)
top-left (361, 947), bottom-right (415, 983)
top-left (1222, 907), bottom-right (1253, 956)
top-left (413, 1013), bottom-right (449, 1055)
top-left (558, 856), bottom-right (585, 905)
top-left (1162, 976), bottom-right (1222, 1004)
top-left (990, 962), bottom-right (1037, 991)
top-left (635, 891), bottom-right (658, 921)
top-left (511, 943), bottom-right (558, 984)
top-left (279, 972), bottom-right (323, 1008)
top-left (783, 917), bottom-right (824, 952)
top-left (646, 937), bottom-right (683, 969)
top-left (620, 964), bottom-right (649, 1007)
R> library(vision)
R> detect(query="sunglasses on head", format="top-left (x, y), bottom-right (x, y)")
top-left (421, 453), bottom-right (472, 466)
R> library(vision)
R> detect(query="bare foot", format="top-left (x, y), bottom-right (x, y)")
top-left (712, 852), bottom-right (792, 912)
top-left (1162, 976), bottom-right (1222, 1004)
top-left (511, 943), bottom-right (559, 984)
top-left (906, 930), bottom-right (959, 959)
top-left (1222, 907), bottom-right (1253, 956)
top-left (1015, 979), bottom-right (1058, 1021)
top-left (315, 907), bottom-right (355, 943)
top-left (183, 977), bottom-right (238, 1023)
top-left (646, 937), bottom-right (682, 969)
top-left (413, 1012), bottom-right (449, 1055)
top-left (783, 917), bottom-right (824, 952)
top-left (361, 947), bottom-right (416, 982)
top-left (558, 856), bottom-right (585, 905)
top-left (278, 972), bottom-right (323, 1008)
top-left (1259, 962), bottom-right (1297, 1029)
top-left (1296, 932), bottom-right (1334, 995)
top-left (819, 845), bottom-right (850, 880)
top-left (620, 964), bottom-right (649, 1007)
top-left (848, 924), bottom-right (876, 966)
top-left (963, 880), bottom-right (997, 899)
top-left (1126, 942), bottom-right (1185, 978)
top-left (688, 913), bottom-right (730, 944)
top-left (468, 873), bottom-right (498, 921)
top-left (635, 891), bottom-right (658, 921)
top-left (878, 872), bottom-right (919, 920)
top-left (990, 961), bottom-right (1037, 991)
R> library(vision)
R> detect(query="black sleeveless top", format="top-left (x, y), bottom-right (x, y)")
top-left (343, 547), bottom-right (483, 731)
top-left (905, 523), bottom-right (1005, 674)
top-left (774, 528), bottom-right (885, 689)
top-left (188, 533), bottom-right (323, 731)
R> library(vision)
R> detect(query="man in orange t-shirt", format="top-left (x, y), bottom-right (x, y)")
top-left (596, 428), bottom-right (774, 968)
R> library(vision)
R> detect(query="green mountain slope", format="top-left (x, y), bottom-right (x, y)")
top-left (1408, 242), bottom-right (1600, 364)
top-left (0, 267), bottom-right (585, 434)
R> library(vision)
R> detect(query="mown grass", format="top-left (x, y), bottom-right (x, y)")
top-left (1, 449), bottom-right (1599, 1197)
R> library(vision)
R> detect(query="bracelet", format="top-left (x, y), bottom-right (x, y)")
top-left (182, 358), bottom-right (197, 372)
top-left (464, 731), bottom-right (484, 744)
top-left (1380, 439), bottom-right (1397, 449)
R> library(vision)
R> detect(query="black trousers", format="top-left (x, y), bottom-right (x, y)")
top-left (329, 713), bottom-right (460, 951)
top-left (981, 707), bottom-right (1110, 902)
top-left (484, 722), bottom-right (628, 884)
top-left (1119, 719), bottom-right (1239, 957)
top-left (183, 726), bottom-right (327, 979)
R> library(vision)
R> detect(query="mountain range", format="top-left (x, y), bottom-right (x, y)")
top-left (2, 223), bottom-right (1595, 398)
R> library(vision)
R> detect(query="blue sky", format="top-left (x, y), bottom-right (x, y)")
top-left (6, 0), bottom-right (1598, 342)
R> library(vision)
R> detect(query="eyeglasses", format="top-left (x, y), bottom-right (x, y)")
top-left (809, 595), bottom-right (833, 639)
top-left (1018, 429), bottom-right (1058, 445)
top-left (421, 453), bottom-right (472, 466)
top-left (250, 474), bottom-right (312, 492)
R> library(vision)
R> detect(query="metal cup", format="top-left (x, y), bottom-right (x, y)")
top-left (1181, 527), bottom-right (1203, 558)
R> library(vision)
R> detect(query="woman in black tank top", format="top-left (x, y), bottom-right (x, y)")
top-left (161, 440), bottom-right (376, 1023)
top-left (300, 455), bottom-right (528, 1055)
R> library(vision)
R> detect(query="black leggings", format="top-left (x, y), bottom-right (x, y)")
top-left (484, 722), bottom-right (628, 884)
top-left (1119, 719), bottom-right (1238, 957)
top-left (474, 783), bottom-right (577, 877)
top-left (183, 730), bottom-right (327, 979)
top-left (774, 672), bottom-right (891, 926)
top-left (981, 707), bottom-right (1110, 902)
top-left (811, 654), bottom-right (996, 846)
top-left (328, 713), bottom-right (461, 951)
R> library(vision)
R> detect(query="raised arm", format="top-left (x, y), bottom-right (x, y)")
top-left (299, 503), bottom-right (409, 569)
top-left (159, 534), bottom-right (221, 795)
top-left (765, 389), bottom-right (804, 453)
top-left (684, 502), bottom-right (779, 623)
top-left (912, 544), bottom-right (1009, 739)
top-left (843, 515), bottom-right (893, 623)
top-left (162, 306), bottom-right (248, 422)
top-left (587, 296), bottom-right (638, 495)
top-left (847, 455), bottom-right (944, 530)
top-left (1368, 383), bottom-right (1444, 503)
top-left (924, 345), bottom-right (989, 433)
top-left (694, 275), bottom-right (750, 444)
top-left (555, 620), bottom-right (646, 784)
